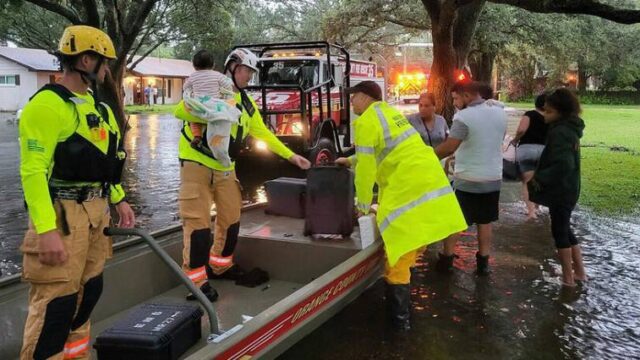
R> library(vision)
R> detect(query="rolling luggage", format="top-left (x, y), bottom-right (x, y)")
top-left (94, 303), bottom-right (203, 360)
top-left (304, 166), bottom-right (355, 237)
top-left (264, 177), bottom-right (307, 218)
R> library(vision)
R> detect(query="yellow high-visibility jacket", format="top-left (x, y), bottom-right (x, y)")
top-left (175, 92), bottom-right (294, 171)
top-left (349, 101), bottom-right (467, 266)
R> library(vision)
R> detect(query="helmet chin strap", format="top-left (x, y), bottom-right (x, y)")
top-left (226, 62), bottom-right (255, 116)
top-left (72, 56), bottom-right (104, 99)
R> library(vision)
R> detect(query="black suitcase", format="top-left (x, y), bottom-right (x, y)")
top-left (304, 166), bottom-right (355, 237)
top-left (94, 303), bottom-right (203, 360)
top-left (264, 177), bottom-right (307, 218)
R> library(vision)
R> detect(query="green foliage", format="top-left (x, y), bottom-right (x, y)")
top-left (0, 1), bottom-right (67, 50)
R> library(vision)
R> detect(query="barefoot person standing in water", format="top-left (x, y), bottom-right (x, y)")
top-left (529, 88), bottom-right (587, 287)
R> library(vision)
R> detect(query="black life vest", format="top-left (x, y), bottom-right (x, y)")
top-left (30, 84), bottom-right (126, 184)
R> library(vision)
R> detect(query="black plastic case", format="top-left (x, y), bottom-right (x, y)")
top-left (94, 303), bottom-right (203, 360)
top-left (264, 177), bottom-right (307, 218)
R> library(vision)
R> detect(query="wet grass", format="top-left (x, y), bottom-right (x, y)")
top-left (125, 104), bottom-right (175, 115)
top-left (508, 103), bottom-right (640, 217)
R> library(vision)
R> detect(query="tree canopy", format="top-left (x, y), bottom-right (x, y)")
top-left (1, 0), bottom-right (640, 118)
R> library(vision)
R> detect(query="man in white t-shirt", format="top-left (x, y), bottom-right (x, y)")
top-left (435, 81), bottom-right (507, 275)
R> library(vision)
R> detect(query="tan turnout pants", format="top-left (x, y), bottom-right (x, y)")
top-left (20, 198), bottom-right (111, 360)
top-left (178, 161), bottom-right (242, 288)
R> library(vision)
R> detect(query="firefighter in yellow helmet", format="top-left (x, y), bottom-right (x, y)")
top-left (173, 48), bottom-right (311, 301)
top-left (18, 25), bottom-right (135, 359)
top-left (336, 81), bottom-right (467, 330)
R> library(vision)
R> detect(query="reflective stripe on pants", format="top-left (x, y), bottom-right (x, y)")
top-left (209, 254), bottom-right (233, 268)
top-left (186, 266), bottom-right (207, 284)
top-left (63, 336), bottom-right (90, 359)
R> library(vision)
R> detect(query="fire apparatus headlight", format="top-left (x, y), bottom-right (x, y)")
top-left (255, 140), bottom-right (268, 151)
top-left (292, 122), bottom-right (303, 135)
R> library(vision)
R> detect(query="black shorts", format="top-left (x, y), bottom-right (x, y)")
top-left (549, 204), bottom-right (579, 249)
top-left (455, 190), bottom-right (500, 226)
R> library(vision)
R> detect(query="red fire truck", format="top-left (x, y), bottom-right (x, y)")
top-left (234, 42), bottom-right (385, 184)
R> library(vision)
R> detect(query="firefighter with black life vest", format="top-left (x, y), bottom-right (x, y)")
top-left (174, 48), bottom-right (311, 302)
top-left (18, 25), bottom-right (135, 359)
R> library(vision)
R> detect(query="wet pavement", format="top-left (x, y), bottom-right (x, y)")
top-left (280, 184), bottom-right (640, 360)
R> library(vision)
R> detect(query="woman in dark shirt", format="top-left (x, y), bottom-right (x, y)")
top-left (511, 94), bottom-right (549, 219)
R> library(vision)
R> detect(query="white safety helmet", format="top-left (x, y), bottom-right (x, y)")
top-left (224, 48), bottom-right (259, 72)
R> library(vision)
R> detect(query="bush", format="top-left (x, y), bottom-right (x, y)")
top-left (577, 91), bottom-right (640, 106)
top-left (503, 90), bottom-right (640, 106)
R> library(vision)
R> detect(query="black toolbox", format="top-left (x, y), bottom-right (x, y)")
top-left (264, 177), bottom-right (307, 218)
top-left (94, 303), bottom-right (203, 360)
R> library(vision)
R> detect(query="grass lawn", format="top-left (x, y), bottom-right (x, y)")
top-left (508, 102), bottom-right (640, 217)
top-left (125, 104), bottom-right (175, 115)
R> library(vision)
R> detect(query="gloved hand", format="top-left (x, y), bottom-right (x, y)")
top-left (190, 136), bottom-right (203, 149)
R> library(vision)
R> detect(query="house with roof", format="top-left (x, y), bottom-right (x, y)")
top-left (123, 55), bottom-right (193, 106)
top-left (0, 47), bottom-right (60, 111)
top-left (0, 46), bottom-right (194, 111)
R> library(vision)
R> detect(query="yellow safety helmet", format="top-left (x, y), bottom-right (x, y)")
top-left (58, 25), bottom-right (116, 59)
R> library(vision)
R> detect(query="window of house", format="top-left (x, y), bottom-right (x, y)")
top-left (0, 75), bottom-right (20, 86)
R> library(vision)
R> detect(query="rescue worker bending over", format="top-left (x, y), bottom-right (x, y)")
top-left (19, 25), bottom-right (135, 359)
top-left (336, 81), bottom-right (467, 331)
top-left (175, 48), bottom-right (311, 301)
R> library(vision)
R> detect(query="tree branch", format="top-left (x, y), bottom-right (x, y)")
top-left (82, 0), bottom-right (100, 26)
top-left (489, 0), bottom-right (640, 24)
top-left (23, 0), bottom-right (82, 24)
top-left (128, 38), bottom-right (166, 69)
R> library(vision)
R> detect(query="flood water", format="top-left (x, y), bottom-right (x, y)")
top-left (1, 112), bottom-right (639, 359)
top-left (280, 191), bottom-right (640, 360)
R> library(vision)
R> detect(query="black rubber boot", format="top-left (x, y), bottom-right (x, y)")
top-left (476, 252), bottom-right (490, 276)
top-left (209, 265), bottom-right (246, 281)
top-left (186, 282), bottom-right (219, 302)
top-left (435, 253), bottom-right (456, 273)
top-left (385, 284), bottom-right (411, 331)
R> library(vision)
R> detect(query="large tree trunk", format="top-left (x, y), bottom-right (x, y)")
top-left (469, 51), bottom-right (495, 83)
top-left (429, 29), bottom-right (457, 121)
top-left (577, 61), bottom-right (588, 93)
top-left (453, 0), bottom-right (486, 67)
top-left (100, 62), bottom-right (127, 131)
top-left (425, 0), bottom-right (485, 122)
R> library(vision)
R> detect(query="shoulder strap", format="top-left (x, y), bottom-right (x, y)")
top-left (239, 90), bottom-right (255, 117)
top-left (29, 83), bottom-right (75, 103)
